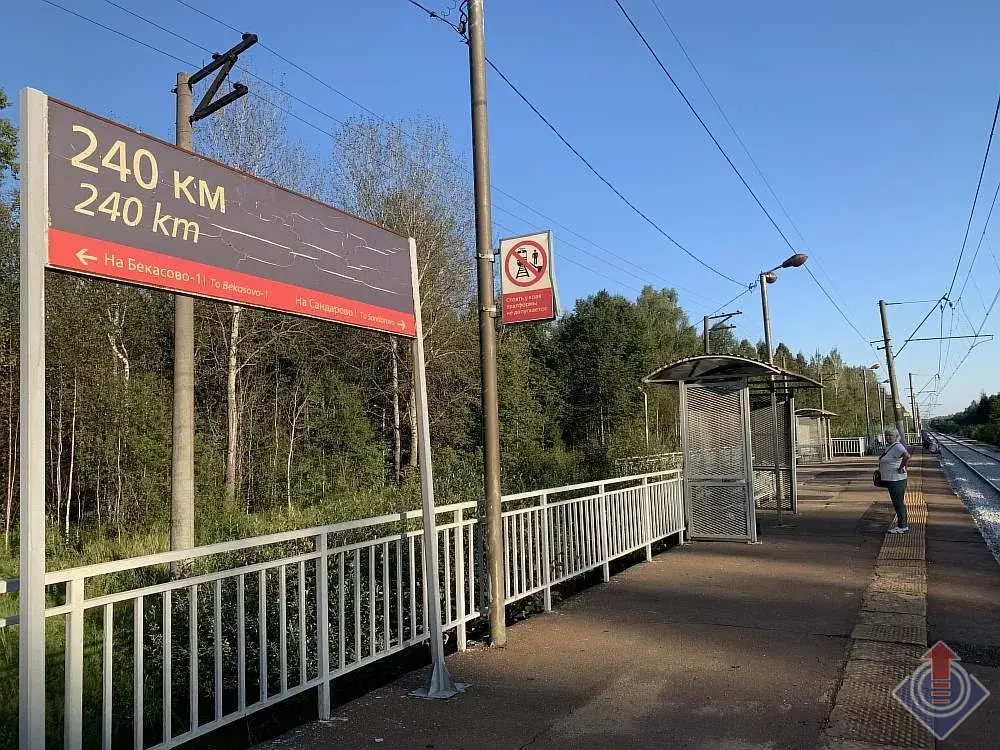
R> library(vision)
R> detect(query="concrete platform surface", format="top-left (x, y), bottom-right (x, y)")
top-left (256, 456), bottom-right (998, 750)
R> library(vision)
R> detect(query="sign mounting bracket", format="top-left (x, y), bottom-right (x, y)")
top-left (189, 32), bottom-right (258, 123)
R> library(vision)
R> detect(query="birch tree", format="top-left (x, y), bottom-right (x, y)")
top-left (196, 86), bottom-right (321, 508)
top-left (332, 118), bottom-right (478, 472)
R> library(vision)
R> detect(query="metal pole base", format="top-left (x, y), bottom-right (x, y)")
top-left (409, 663), bottom-right (469, 700)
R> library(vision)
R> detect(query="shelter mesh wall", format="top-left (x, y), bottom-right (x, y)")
top-left (750, 397), bottom-right (793, 511)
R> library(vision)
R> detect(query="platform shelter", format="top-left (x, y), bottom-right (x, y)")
top-left (795, 408), bottom-right (837, 463)
top-left (643, 355), bottom-right (821, 542)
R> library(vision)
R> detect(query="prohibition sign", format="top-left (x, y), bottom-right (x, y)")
top-left (504, 240), bottom-right (548, 288)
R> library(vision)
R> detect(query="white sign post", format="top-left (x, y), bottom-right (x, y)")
top-left (500, 231), bottom-right (557, 324)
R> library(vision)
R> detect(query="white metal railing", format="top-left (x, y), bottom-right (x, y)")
top-left (5, 502), bottom-right (478, 750)
top-left (500, 471), bottom-right (684, 609)
top-left (831, 437), bottom-right (865, 457)
top-left (2, 469), bottom-right (685, 749)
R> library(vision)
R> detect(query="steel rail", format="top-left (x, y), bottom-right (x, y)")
top-left (931, 431), bottom-right (1000, 491)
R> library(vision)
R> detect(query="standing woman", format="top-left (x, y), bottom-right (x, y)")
top-left (880, 427), bottom-right (911, 533)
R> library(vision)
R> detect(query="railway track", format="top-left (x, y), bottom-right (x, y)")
top-left (931, 431), bottom-right (1000, 492)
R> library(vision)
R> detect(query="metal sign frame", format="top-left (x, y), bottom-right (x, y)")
top-left (678, 377), bottom-right (757, 543)
top-left (18, 88), bottom-right (457, 749)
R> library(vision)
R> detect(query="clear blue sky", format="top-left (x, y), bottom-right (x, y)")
top-left (3, 0), bottom-right (999, 416)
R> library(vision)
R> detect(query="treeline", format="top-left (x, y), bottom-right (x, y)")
top-left (931, 393), bottom-right (1000, 446)
top-left (0, 88), bottom-right (886, 566)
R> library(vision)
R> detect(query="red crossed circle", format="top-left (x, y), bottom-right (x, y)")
top-left (504, 241), bottom-right (547, 288)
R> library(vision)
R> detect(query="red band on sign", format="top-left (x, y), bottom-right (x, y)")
top-left (48, 228), bottom-right (416, 337)
top-left (502, 288), bottom-right (555, 324)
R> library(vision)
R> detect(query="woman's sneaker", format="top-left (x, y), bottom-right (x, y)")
top-left (889, 526), bottom-right (910, 534)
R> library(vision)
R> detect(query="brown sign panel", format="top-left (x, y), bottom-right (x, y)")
top-left (46, 97), bottom-right (416, 336)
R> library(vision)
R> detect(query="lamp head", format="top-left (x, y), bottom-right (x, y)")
top-left (869, 362), bottom-right (881, 370)
top-left (781, 253), bottom-right (809, 269)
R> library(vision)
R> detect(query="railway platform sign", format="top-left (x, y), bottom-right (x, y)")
top-left (44, 95), bottom-right (417, 336)
top-left (18, 88), bottom-right (458, 748)
top-left (500, 230), bottom-right (557, 324)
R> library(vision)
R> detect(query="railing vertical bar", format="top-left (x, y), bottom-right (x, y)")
top-left (466, 523), bottom-right (476, 614)
top-left (163, 589), bottom-right (172, 743)
top-left (367, 544), bottom-right (376, 657)
top-left (540, 493), bottom-right (552, 611)
top-left (560, 504), bottom-right (568, 578)
top-left (382, 541), bottom-right (390, 652)
top-left (420, 534), bottom-right (429, 633)
top-left (354, 548), bottom-right (362, 660)
top-left (395, 540), bottom-right (404, 646)
top-left (599, 483), bottom-right (610, 581)
top-left (259, 569), bottom-right (268, 702)
top-left (567, 502), bottom-right (576, 576)
top-left (316, 533), bottom-right (331, 719)
top-left (530, 511), bottom-right (538, 589)
top-left (583, 499), bottom-right (593, 567)
top-left (443, 526), bottom-right (452, 623)
top-left (279, 565), bottom-right (288, 695)
top-left (297, 561), bottom-right (306, 685)
top-left (64, 577), bottom-right (85, 750)
top-left (454, 510), bottom-right (467, 650)
top-left (408, 536), bottom-right (417, 639)
top-left (214, 579), bottom-right (222, 721)
top-left (338, 552), bottom-right (346, 670)
top-left (237, 574), bottom-right (246, 712)
top-left (134, 595), bottom-right (144, 749)
top-left (102, 603), bottom-right (113, 750)
top-left (643, 478), bottom-right (653, 560)
top-left (502, 515), bottom-right (510, 599)
top-left (519, 512), bottom-right (527, 594)
top-left (189, 583), bottom-right (199, 732)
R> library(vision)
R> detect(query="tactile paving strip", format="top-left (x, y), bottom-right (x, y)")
top-left (824, 463), bottom-right (932, 749)
top-left (878, 535), bottom-right (925, 561)
top-left (851, 622), bottom-right (927, 646)
top-left (848, 640), bottom-right (926, 666)
top-left (825, 660), bottom-right (934, 749)
top-left (851, 611), bottom-right (927, 646)
top-left (862, 591), bottom-right (926, 617)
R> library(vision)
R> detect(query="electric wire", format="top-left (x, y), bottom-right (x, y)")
top-left (482, 57), bottom-right (743, 286)
top-left (170, 0), bottom-right (722, 300)
top-left (646, 0), bottom-right (855, 314)
top-left (613, 0), bottom-right (875, 350)
top-left (939, 90), bottom-right (1000, 377)
top-left (58, 0), bottom-right (697, 305)
top-left (895, 296), bottom-right (946, 356)
top-left (403, 0), bottom-right (745, 285)
top-left (946, 89), bottom-right (1000, 300)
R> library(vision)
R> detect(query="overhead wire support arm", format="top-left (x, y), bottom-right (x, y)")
top-left (189, 32), bottom-right (258, 122)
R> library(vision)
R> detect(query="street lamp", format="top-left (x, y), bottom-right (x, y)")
top-left (758, 253), bottom-right (808, 525)
top-left (759, 254), bottom-right (808, 365)
top-left (639, 387), bottom-right (649, 450)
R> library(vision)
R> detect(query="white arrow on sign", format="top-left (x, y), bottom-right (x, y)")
top-left (75, 248), bottom-right (97, 267)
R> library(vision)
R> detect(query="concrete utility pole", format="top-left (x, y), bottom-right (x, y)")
top-left (879, 300), bottom-right (906, 439)
top-left (171, 34), bottom-right (256, 566)
top-left (862, 371), bottom-right (870, 448)
top-left (172, 73), bottom-right (196, 560)
top-left (703, 315), bottom-right (710, 354)
top-left (466, 0), bottom-right (506, 647)
top-left (909, 373), bottom-right (920, 435)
